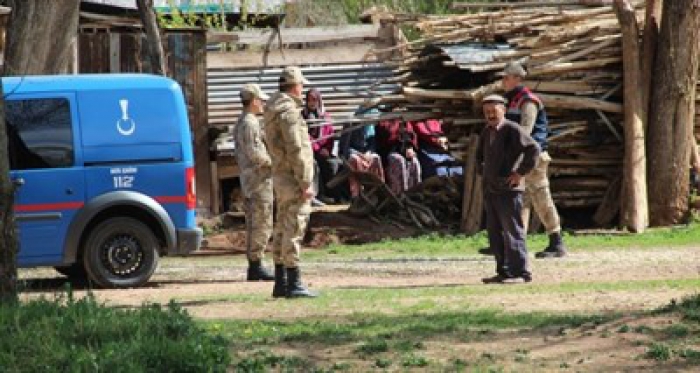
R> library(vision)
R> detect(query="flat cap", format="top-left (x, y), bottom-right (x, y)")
top-left (482, 94), bottom-right (507, 105)
top-left (280, 66), bottom-right (311, 85)
top-left (240, 83), bottom-right (270, 101)
top-left (502, 61), bottom-right (527, 77)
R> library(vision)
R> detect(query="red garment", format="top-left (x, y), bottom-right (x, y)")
top-left (413, 119), bottom-right (444, 148)
top-left (377, 119), bottom-right (418, 153)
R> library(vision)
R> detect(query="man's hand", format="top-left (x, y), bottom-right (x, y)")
top-left (301, 186), bottom-right (315, 201)
top-left (507, 172), bottom-right (522, 188)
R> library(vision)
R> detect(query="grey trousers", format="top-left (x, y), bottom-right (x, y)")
top-left (484, 191), bottom-right (531, 278)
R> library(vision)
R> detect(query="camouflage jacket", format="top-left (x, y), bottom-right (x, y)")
top-left (233, 112), bottom-right (272, 197)
top-left (263, 92), bottom-right (314, 190)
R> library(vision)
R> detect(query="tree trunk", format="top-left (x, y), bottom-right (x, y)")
top-left (137, 0), bottom-right (167, 75)
top-left (4, 0), bottom-right (80, 75)
top-left (647, 0), bottom-right (700, 226)
top-left (0, 0), bottom-right (81, 302)
top-left (640, 0), bottom-right (662, 133)
top-left (0, 80), bottom-right (17, 303)
top-left (614, 0), bottom-right (647, 232)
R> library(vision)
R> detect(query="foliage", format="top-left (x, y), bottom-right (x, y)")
top-left (0, 293), bottom-right (230, 372)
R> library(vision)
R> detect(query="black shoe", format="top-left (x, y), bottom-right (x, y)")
top-left (478, 247), bottom-right (494, 255)
top-left (247, 261), bottom-right (274, 281)
top-left (482, 274), bottom-right (509, 284)
top-left (285, 267), bottom-right (318, 298)
top-left (535, 232), bottom-right (567, 259)
top-left (502, 274), bottom-right (532, 284)
top-left (272, 265), bottom-right (286, 298)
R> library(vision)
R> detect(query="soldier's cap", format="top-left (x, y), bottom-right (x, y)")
top-left (240, 83), bottom-right (270, 101)
top-left (280, 66), bottom-right (311, 85)
top-left (498, 61), bottom-right (527, 77)
top-left (482, 94), bottom-right (507, 105)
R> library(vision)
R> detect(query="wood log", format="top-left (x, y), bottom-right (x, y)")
top-left (461, 135), bottom-right (483, 234)
top-left (615, 0), bottom-right (648, 232)
top-left (593, 175), bottom-right (622, 226)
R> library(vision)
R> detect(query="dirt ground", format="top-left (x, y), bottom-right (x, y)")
top-left (17, 208), bottom-right (700, 371)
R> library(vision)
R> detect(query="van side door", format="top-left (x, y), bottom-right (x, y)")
top-left (8, 94), bottom-right (85, 267)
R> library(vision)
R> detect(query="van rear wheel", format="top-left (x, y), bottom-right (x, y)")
top-left (83, 217), bottom-right (160, 288)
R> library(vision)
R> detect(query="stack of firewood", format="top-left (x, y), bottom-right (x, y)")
top-left (370, 4), bottom-right (640, 226)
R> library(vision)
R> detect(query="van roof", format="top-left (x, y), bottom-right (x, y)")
top-left (2, 74), bottom-right (179, 95)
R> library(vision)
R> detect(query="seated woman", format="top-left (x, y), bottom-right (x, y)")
top-left (302, 88), bottom-right (343, 204)
top-left (376, 118), bottom-right (421, 195)
top-left (413, 119), bottom-right (463, 179)
top-left (339, 99), bottom-right (385, 199)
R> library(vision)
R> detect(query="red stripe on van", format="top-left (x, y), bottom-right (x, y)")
top-left (154, 196), bottom-right (188, 204)
top-left (15, 202), bottom-right (84, 212)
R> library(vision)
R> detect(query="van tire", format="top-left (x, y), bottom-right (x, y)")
top-left (83, 217), bottom-right (160, 288)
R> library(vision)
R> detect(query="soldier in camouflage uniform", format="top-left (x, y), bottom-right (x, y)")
top-left (501, 62), bottom-right (567, 258)
top-left (264, 66), bottom-right (317, 298)
top-left (234, 83), bottom-right (275, 281)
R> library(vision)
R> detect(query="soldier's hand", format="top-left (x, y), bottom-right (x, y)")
top-left (302, 186), bottom-right (315, 201)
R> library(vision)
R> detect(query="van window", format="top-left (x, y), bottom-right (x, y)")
top-left (6, 98), bottom-right (73, 170)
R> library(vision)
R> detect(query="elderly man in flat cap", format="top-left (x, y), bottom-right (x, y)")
top-left (477, 94), bottom-right (540, 284)
top-left (264, 66), bottom-right (317, 298)
top-left (501, 61), bottom-right (567, 258)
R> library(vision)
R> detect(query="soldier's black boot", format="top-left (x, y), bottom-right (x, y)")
top-left (285, 267), bottom-right (318, 298)
top-left (535, 232), bottom-right (567, 259)
top-left (247, 261), bottom-right (275, 281)
top-left (272, 265), bottom-right (287, 298)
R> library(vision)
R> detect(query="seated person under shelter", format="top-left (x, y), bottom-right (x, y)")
top-left (338, 98), bottom-right (385, 199)
top-left (302, 88), bottom-right (344, 204)
top-left (376, 118), bottom-right (422, 195)
top-left (413, 119), bottom-right (463, 178)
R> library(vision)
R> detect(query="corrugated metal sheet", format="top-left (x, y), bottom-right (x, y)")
top-left (429, 43), bottom-right (512, 70)
top-left (207, 63), bottom-right (400, 128)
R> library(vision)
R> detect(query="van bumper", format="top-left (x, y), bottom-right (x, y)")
top-left (170, 227), bottom-right (203, 256)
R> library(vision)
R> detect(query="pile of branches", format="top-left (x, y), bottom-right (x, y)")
top-left (370, 3), bottom-right (643, 226)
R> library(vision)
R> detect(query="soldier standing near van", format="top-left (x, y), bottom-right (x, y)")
top-left (501, 62), bottom-right (568, 258)
top-left (264, 66), bottom-right (317, 298)
top-left (234, 83), bottom-right (275, 281)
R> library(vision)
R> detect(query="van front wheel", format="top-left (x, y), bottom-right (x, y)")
top-left (83, 217), bottom-right (160, 288)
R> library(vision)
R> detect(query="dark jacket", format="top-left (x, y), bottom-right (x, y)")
top-left (476, 119), bottom-right (540, 193)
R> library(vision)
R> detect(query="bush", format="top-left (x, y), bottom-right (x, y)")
top-left (0, 293), bottom-right (230, 372)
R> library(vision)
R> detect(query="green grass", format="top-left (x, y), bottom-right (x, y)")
top-left (0, 293), bottom-right (230, 372)
top-left (303, 223), bottom-right (700, 260)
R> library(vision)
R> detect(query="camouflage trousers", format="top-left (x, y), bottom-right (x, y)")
top-left (244, 179), bottom-right (274, 262)
top-left (272, 174), bottom-right (312, 268)
top-left (522, 151), bottom-right (562, 234)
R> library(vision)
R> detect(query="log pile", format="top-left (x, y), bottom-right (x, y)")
top-left (371, 4), bottom-right (646, 227)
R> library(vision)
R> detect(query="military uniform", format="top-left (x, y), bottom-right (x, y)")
top-left (264, 66), bottom-right (317, 298)
top-left (235, 83), bottom-right (275, 281)
top-left (234, 112), bottom-right (273, 263)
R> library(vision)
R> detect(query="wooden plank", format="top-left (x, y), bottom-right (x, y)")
top-left (452, 1), bottom-right (613, 9)
top-left (231, 24), bottom-right (381, 46)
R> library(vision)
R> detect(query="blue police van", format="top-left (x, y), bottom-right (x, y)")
top-left (6, 74), bottom-right (202, 288)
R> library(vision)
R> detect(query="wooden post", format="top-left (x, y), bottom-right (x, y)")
top-left (461, 135), bottom-right (483, 235)
top-left (614, 0), bottom-right (648, 232)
